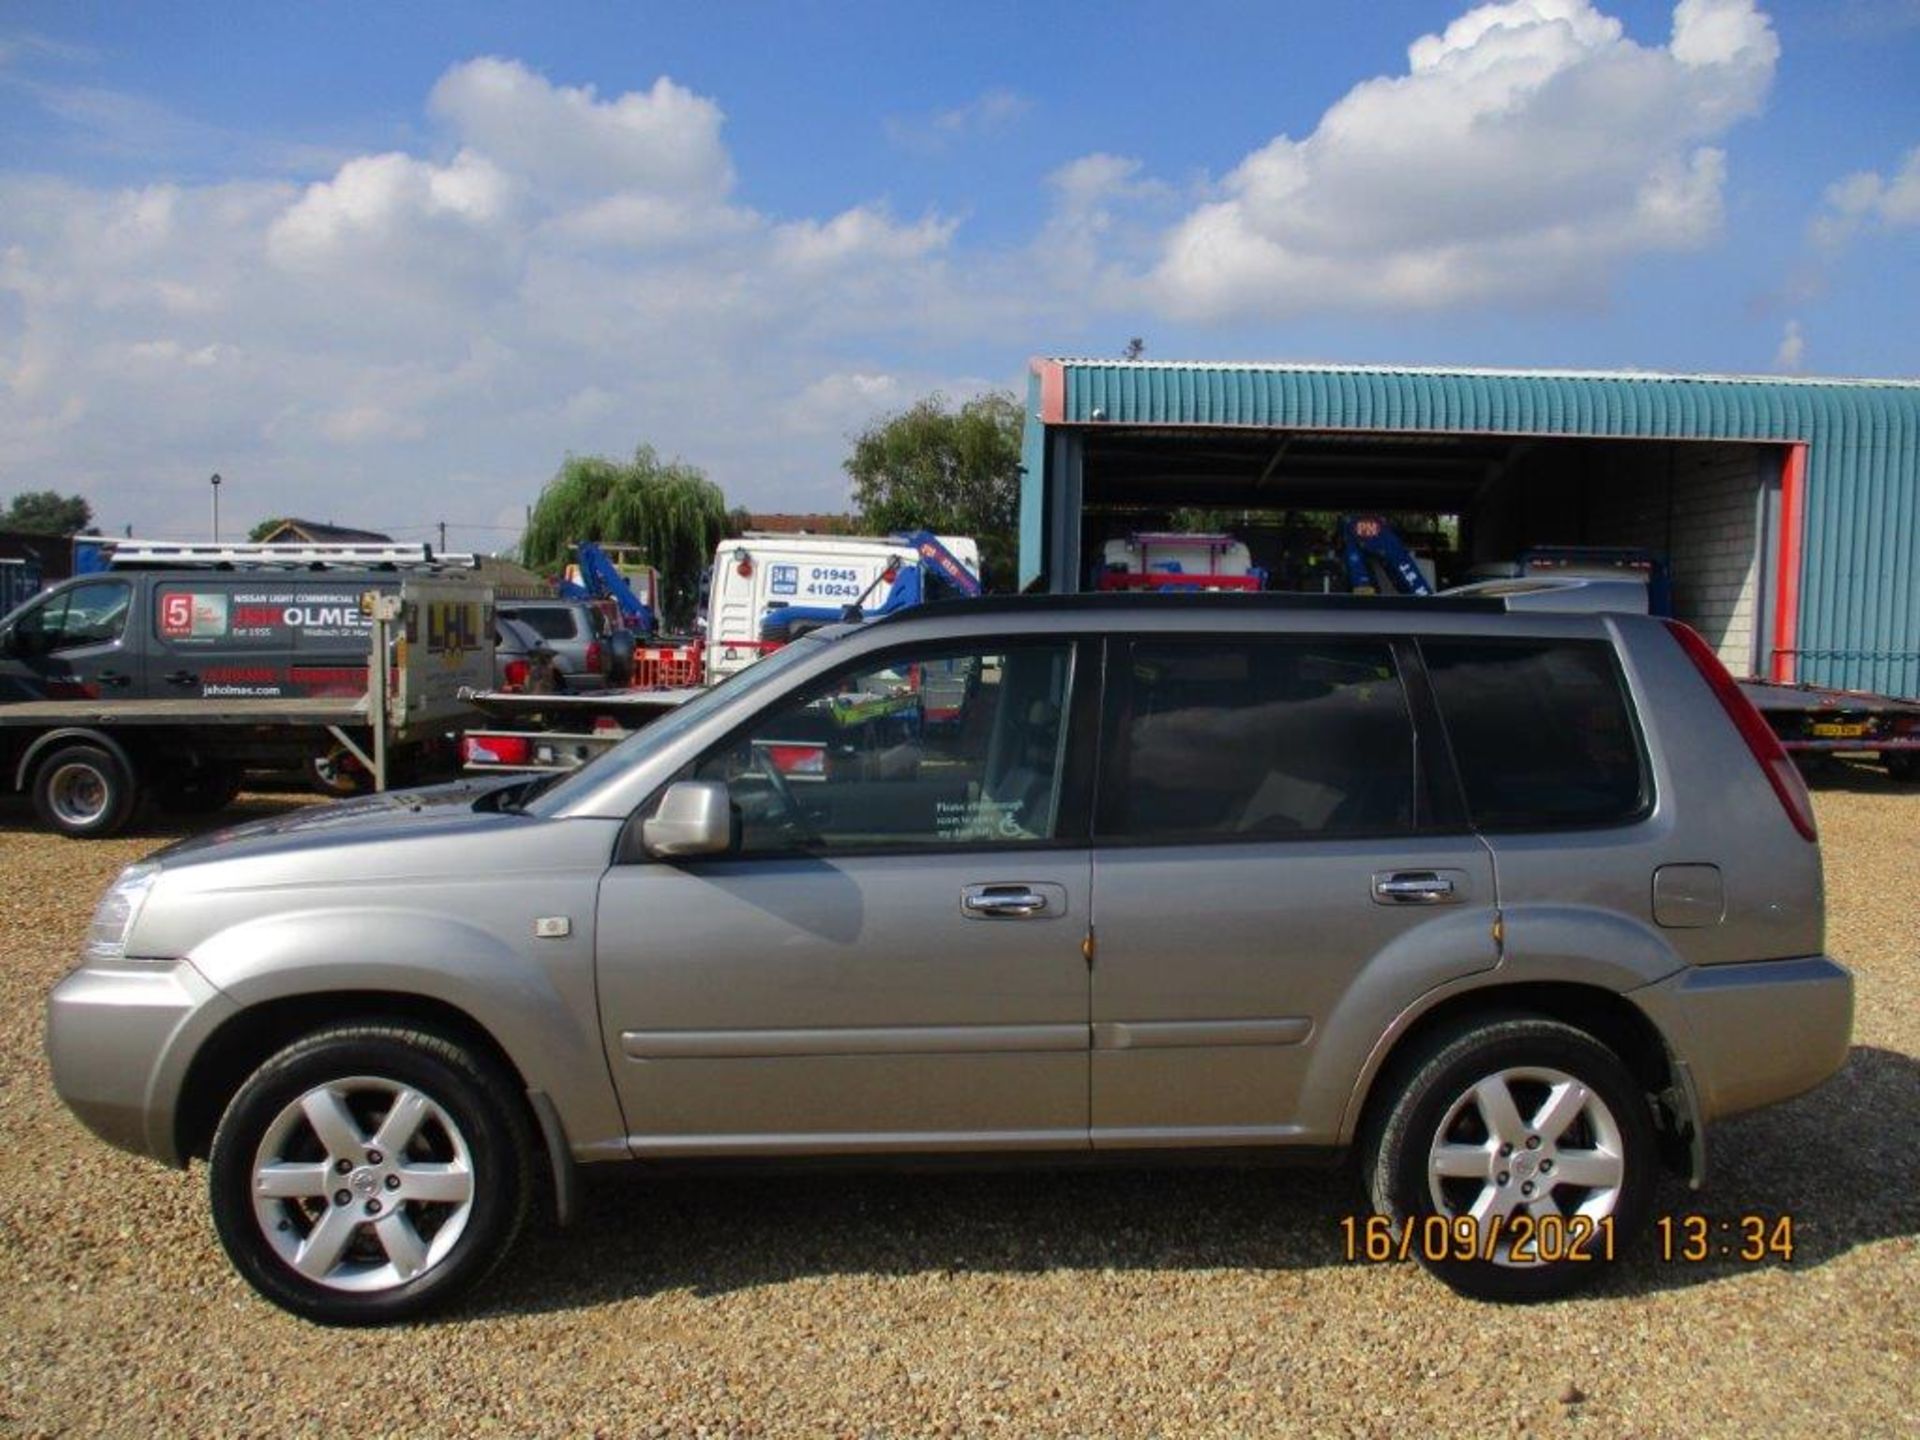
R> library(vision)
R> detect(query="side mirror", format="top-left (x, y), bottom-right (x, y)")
top-left (642, 780), bottom-right (737, 859)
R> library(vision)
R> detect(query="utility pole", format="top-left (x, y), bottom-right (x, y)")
top-left (209, 473), bottom-right (222, 542)
top-left (438, 520), bottom-right (448, 553)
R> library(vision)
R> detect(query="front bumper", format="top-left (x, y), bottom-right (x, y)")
top-left (45, 960), bottom-right (237, 1165)
top-left (1634, 956), bottom-right (1853, 1123)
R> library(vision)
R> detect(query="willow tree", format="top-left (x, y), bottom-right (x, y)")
top-left (520, 446), bottom-right (731, 627)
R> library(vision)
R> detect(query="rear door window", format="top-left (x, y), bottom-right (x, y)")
top-left (1099, 638), bottom-right (1421, 842)
top-left (1420, 639), bottom-right (1648, 829)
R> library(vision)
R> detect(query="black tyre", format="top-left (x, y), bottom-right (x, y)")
top-left (607, 630), bottom-right (636, 687)
top-left (1885, 752), bottom-right (1919, 784)
top-left (208, 1024), bottom-right (532, 1325)
top-left (30, 742), bottom-right (139, 838)
top-left (154, 760), bottom-right (242, 815)
top-left (1364, 1016), bottom-right (1656, 1302)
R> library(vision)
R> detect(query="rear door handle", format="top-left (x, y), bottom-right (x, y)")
top-left (94, 670), bottom-right (132, 688)
top-left (1371, 870), bottom-right (1461, 905)
top-left (165, 669), bottom-right (198, 686)
top-left (962, 884), bottom-right (1051, 919)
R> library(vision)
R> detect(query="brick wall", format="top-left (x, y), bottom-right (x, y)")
top-left (1475, 439), bottom-right (1769, 675)
top-left (1580, 443), bottom-right (1763, 673)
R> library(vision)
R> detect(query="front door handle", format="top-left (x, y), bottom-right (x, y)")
top-left (962, 885), bottom-right (1050, 919)
top-left (94, 670), bottom-right (132, 688)
top-left (165, 669), bottom-right (198, 686)
top-left (1371, 870), bottom-right (1461, 905)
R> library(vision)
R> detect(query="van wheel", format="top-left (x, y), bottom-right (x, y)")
top-left (1886, 753), bottom-right (1919, 784)
top-left (31, 743), bottom-right (139, 838)
top-left (1365, 1017), bottom-right (1655, 1301)
top-left (308, 743), bottom-right (371, 797)
top-left (208, 1024), bottom-right (532, 1325)
top-left (155, 761), bottom-right (242, 815)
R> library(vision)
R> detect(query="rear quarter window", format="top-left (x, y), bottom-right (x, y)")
top-left (1420, 639), bottom-right (1648, 830)
top-left (503, 607), bottom-right (581, 641)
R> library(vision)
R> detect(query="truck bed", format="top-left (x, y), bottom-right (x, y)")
top-left (0, 696), bottom-right (372, 727)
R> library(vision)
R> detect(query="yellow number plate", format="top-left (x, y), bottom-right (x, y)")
top-left (1809, 722), bottom-right (1868, 738)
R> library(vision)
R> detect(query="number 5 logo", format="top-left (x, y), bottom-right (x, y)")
top-left (160, 592), bottom-right (194, 637)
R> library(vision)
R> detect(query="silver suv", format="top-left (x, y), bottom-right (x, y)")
top-left (47, 595), bottom-right (1852, 1322)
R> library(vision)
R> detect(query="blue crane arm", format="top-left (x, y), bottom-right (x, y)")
top-left (759, 532), bottom-right (982, 640)
top-left (558, 541), bottom-right (656, 631)
top-left (1337, 517), bottom-right (1434, 597)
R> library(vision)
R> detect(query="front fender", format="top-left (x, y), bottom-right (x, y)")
top-left (185, 905), bottom-right (628, 1160)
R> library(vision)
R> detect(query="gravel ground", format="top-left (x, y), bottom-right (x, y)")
top-left (1, 771), bottom-right (1915, 1438)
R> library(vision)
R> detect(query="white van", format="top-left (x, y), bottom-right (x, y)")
top-left (703, 533), bottom-right (981, 681)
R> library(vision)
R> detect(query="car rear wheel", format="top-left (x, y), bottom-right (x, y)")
top-left (31, 743), bottom-right (139, 838)
top-left (1886, 752), bottom-right (1919, 784)
top-left (208, 1024), bottom-right (532, 1325)
top-left (1365, 1016), bottom-right (1655, 1301)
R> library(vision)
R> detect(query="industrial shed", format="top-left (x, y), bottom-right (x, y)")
top-left (1020, 360), bottom-right (1920, 698)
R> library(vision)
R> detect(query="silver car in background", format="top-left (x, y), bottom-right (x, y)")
top-left (497, 599), bottom-right (609, 690)
top-left (46, 594), bottom-right (1851, 1322)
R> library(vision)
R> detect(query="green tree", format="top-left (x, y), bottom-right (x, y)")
top-left (845, 391), bottom-right (1022, 591)
top-left (3, 490), bottom-right (92, 535)
top-left (248, 517), bottom-right (287, 543)
top-left (521, 445), bottom-right (731, 628)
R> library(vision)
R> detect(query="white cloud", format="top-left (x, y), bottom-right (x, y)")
top-left (0, 58), bottom-right (994, 535)
top-left (1809, 146), bottom-right (1920, 249)
top-left (429, 58), bottom-right (734, 203)
top-left (884, 89), bottom-right (1030, 154)
top-left (1773, 318), bottom-right (1805, 371)
top-left (1148, 0), bottom-right (1779, 319)
top-left (769, 206), bottom-right (956, 272)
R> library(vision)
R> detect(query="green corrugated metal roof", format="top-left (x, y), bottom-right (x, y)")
top-left (1048, 358), bottom-right (1919, 439)
top-left (1031, 360), bottom-right (1920, 697)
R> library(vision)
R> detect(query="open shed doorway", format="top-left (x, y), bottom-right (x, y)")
top-left (1074, 428), bottom-right (1787, 676)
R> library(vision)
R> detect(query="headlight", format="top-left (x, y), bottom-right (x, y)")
top-left (83, 862), bottom-right (161, 965)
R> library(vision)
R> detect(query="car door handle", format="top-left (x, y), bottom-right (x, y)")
top-left (164, 670), bottom-right (198, 685)
top-left (94, 670), bottom-right (132, 688)
top-left (1372, 871), bottom-right (1459, 904)
top-left (962, 886), bottom-right (1050, 919)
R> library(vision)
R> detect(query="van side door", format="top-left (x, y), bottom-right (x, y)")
top-left (1087, 633), bottom-right (1499, 1148)
top-left (0, 577), bottom-right (143, 700)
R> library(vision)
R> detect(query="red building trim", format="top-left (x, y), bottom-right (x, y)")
top-left (1771, 443), bottom-right (1808, 683)
top-left (1032, 358), bottom-right (1066, 424)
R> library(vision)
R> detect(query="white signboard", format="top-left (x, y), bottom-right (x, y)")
top-left (395, 579), bottom-right (495, 729)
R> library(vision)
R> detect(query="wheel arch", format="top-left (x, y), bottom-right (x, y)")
top-left (1343, 981), bottom-right (1686, 1168)
top-left (14, 725), bottom-right (138, 792)
top-left (173, 990), bottom-right (575, 1222)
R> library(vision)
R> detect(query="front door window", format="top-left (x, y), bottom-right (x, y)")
top-left (692, 642), bottom-right (1076, 854)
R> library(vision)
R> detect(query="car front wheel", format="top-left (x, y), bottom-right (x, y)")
top-left (1365, 1016), bottom-right (1656, 1301)
top-left (208, 1024), bottom-right (531, 1324)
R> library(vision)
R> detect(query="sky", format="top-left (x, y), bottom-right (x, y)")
top-left (0, 0), bottom-right (1916, 549)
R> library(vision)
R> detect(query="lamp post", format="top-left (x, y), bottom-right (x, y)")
top-left (209, 473), bottom-right (222, 543)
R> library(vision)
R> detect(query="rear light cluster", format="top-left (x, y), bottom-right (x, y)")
top-left (1664, 620), bottom-right (1818, 842)
top-left (462, 734), bottom-right (532, 767)
top-left (502, 659), bottom-right (530, 691)
top-left (586, 639), bottom-right (604, 674)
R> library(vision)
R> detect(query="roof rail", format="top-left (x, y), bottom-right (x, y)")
top-left (105, 540), bottom-right (482, 569)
